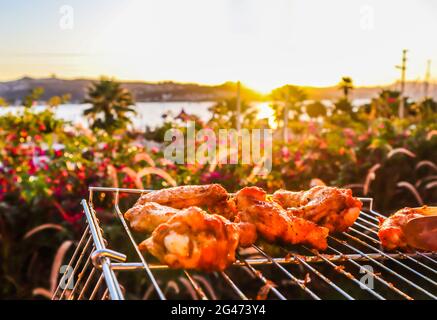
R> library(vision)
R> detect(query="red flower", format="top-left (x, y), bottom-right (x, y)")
top-left (345, 138), bottom-right (355, 147)
top-left (200, 171), bottom-right (222, 184)
top-left (294, 151), bottom-right (301, 162)
top-left (35, 146), bottom-right (45, 156)
top-left (27, 160), bottom-right (37, 175)
top-left (77, 171), bottom-right (86, 180)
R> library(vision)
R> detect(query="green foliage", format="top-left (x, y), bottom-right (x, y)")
top-left (306, 101), bottom-right (327, 118)
top-left (47, 93), bottom-right (71, 108)
top-left (0, 89), bottom-right (436, 299)
top-left (334, 98), bottom-right (353, 114)
top-left (365, 89), bottom-right (405, 118)
top-left (208, 98), bottom-right (258, 129)
top-left (23, 87), bottom-right (44, 108)
top-left (419, 98), bottom-right (437, 119)
top-left (0, 97), bottom-right (8, 106)
top-left (83, 77), bottom-right (136, 133)
top-left (270, 85), bottom-right (307, 123)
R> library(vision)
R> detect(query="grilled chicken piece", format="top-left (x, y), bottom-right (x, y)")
top-left (124, 202), bottom-right (180, 233)
top-left (136, 184), bottom-right (228, 209)
top-left (378, 207), bottom-right (425, 251)
top-left (139, 207), bottom-right (240, 271)
top-left (235, 187), bottom-right (329, 250)
top-left (208, 198), bottom-right (238, 221)
top-left (236, 221), bottom-right (258, 247)
top-left (125, 200), bottom-right (254, 247)
top-left (273, 186), bottom-right (362, 232)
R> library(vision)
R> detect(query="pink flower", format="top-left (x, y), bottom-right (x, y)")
top-left (343, 128), bottom-right (355, 137)
top-left (308, 121), bottom-right (317, 134)
top-left (345, 138), bottom-right (355, 147)
top-left (358, 133), bottom-right (369, 141)
top-left (99, 143), bottom-right (109, 150)
top-left (200, 171), bottom-right (222, 184)
top-left (281, 147), bottom-right (290, 159)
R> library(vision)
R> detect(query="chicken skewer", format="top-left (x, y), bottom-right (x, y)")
top-left (135, 183), bottom-right (237, 220)
top-left (125, 202), bottom-right (181, 234)
top-left (125, 198), bottom-right (256, 247)
top-left (125, 184), bottom-right (331, 271)
top-left (127, 184), bottom-right (330, 250)
top-left (273, 186), bottom-right (362, 233)
top-left (235, 187), bottom-right (329, 251)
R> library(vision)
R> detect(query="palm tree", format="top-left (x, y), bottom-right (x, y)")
top-left (338, 77), bottom-right (354, 101)
top-left (84, 77), bottom-right (136, 133)
top-left (208, 98), bottom-right (258, 129)
top-left (333, 77), bottom-right (355, 115)
top-left (420, 98), bottom-right (437, 118)
top-left (270, 85), bottom-right (307, 140)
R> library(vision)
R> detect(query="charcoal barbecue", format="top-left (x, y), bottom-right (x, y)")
top-left (51, 186), bottom-right (437, 300)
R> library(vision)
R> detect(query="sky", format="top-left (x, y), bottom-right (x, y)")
top-left (0, 0), bottom-right (436, 92)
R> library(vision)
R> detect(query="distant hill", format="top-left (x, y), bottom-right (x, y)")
top-left (0, 77), bottom-right (261, 104)
top-left (302, 82), bottom-right (437, 102)
top-left (0, 77), bottom-right (435, 104)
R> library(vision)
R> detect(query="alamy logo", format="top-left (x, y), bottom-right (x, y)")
top-left (59, 265), bottom-right (74, 289)
top-left (359, 5), bottom-right (375, 30)
top-left (359, 264), bottom-right (374, 290)
top-left (59, 5), bottom-right (74, 30)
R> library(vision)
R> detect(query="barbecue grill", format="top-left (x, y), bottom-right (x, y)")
top-left (51, 186), bottom-right (437, 300)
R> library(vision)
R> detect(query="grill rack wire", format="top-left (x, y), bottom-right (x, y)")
top-left (51, 186), bottom-right (437, 300)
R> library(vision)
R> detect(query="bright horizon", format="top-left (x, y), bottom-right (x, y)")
top-left (1, 0), bottom-right (437, 93)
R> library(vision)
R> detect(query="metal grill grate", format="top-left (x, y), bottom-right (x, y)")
top-left (52, 187), bottom-right (437, 300)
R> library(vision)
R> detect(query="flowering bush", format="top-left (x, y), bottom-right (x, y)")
top-left (0, 105), bottom-right (436, 298)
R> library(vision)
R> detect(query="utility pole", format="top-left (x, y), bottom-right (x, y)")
top-left (236, 81), bottom-right (241, 132)
top-left (424, 60), bottom-right (431, 99)
top-left (283, 92), bottom-right (289, 142)
top-left (396, 49), bottom-right (407, 118)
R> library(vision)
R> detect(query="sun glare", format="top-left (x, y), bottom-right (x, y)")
top-left (256, 102), bottom-right (277, 129)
